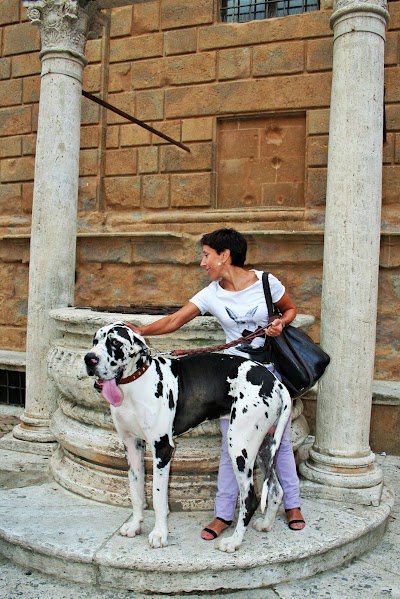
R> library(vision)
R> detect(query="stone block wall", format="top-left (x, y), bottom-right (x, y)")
top-left (0, 0), bottom-right (399, 382)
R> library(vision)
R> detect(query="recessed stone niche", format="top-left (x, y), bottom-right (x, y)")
top-left (217, 113), bottom-right (306, 209)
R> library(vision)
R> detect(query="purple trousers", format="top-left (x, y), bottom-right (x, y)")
top-left (215, 416), bottom-right (300, 521)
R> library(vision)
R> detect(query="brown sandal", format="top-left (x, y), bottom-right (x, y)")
top-left (200, 517), bottom-right (232, 540)
top-left (286, 508), bottom-right (306, 531)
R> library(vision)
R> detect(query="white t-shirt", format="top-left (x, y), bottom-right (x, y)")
top-left (190, 270), bottom-right (285, 358)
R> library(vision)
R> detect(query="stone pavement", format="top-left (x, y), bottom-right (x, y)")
top-left (0, 409), bottom-right (399, 598)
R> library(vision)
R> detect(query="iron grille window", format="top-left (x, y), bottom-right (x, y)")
top-left (0, 369), bottom-right (26, 407)
top-left (221, 0), bottom-right (319, 22)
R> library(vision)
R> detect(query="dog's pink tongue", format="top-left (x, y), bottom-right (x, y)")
top-left (101, 379), bottom-right (123, 407)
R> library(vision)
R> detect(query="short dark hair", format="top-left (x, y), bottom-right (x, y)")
top-left (200, 228), bottom-right (247, 267)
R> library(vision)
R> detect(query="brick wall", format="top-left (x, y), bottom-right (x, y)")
top-left (0, 0), bottom-right (399, 381)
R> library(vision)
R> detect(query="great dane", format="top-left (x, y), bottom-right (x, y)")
top-left (84, 321), bottom-right (291, 553)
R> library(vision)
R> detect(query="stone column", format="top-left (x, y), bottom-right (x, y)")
top-left (12, 1), bottom-right (103, 453)
top-left (300, 0), bottom-right (389, 505)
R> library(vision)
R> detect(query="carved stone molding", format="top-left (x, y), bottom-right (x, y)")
top-left (331, 0), bottom-right (389, 27)
top-left (334, 0), bottom-right (387, 10)
top-left (23, 0), bottom-right (104, 60)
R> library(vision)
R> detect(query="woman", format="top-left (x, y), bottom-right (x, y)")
top-left (130, 228), bottom-right (305, 539)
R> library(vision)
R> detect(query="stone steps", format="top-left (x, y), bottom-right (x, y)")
top-left (0, 446), bottom-right (394, 595)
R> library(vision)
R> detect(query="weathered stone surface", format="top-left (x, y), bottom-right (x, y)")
top-left (3, 21), bottom-right (40, 56)
top-left (110, 6), bottom-right (133, 38)
top-left (253, 41), bottom-right (305, 76)
top-left (182, 117), bottom-right (214, 142)
top-left (132, 0), bottom-right (160, 35)
top-left (103, 176), bottom-right (141, 208)
top-left (130, 57), bottom-right (164, 89)
top-left (165, 52), bottom-right (216, 85)
top-left (0, 78), bottom-right (22, 107)
top-left (150, 120), bottom-right (181, 145)
top-left (82, 64), bottom-right (102, 93)
top-left (80, 125), bottom-right (100, 149)
top-left (21, 134), bottom-right (36, 156)
top-left (383, 165), bottom-right (400, 203)
top-left (137, 146), bottom-right (159, 174)
top-left (141, 173), bottom-right (169, 208)
top-left (165, 27), bottom-right (198, 55)
top-left (0, 57), bottom-right (11, 79)
top-left (161, 0), bottom-right (214, 29)
top-left (218, 47), bottom-right (251, 81)
top-left (165, 73), bottom-right (332, 118)
top-left (160, 142), bottom-right (213, 172)
top-left (103, 92), bottom-right (136, 124)
top-left (11, 52), bottom-right (40, 77)
top-left (0, 135), bottom-right (21, 158)
top-left (308, 108), bottom-right (330, 135)
top-left (135, 88), bottom-right (165, 121)
top-left (105, 148), bottom-right (137, 176)
top-left (170, 172), bottom-right (212, 207)
top-left (307, 135), bottom-right (329, 167)
top-left (22, 75), bottom-right (40, 103)
top-left (307, 38), bottom-right (333, 72)
top-left (0, 156), bottom-right (34, 182)
top-left (0, 1), bottom-right (19, 26)
top-left (108, 62), bottom-right (132, 93)
top-left (199, 12), bottom-right (332, 51)
top-left (110, 33), bottom-right (163, 63)
top-left (0, 106), bottom-right (32, 136)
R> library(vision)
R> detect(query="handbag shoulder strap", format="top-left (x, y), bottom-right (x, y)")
top-left (262, 272), bottom-right (280, 317)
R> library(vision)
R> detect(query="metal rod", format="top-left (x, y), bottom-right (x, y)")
top-left (82, 90), bottom-right (191, 153)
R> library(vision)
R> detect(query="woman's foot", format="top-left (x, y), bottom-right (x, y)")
top-left (285, 507), bottom-right (305, 531)
top-left (200, 516), bottom-right (232, 540)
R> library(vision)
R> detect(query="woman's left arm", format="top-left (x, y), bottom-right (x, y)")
top-left (265, 291), bottom-right (296, 337)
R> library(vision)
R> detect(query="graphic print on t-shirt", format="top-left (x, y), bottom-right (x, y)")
top-left (225, 306), bottom-right (259, 352)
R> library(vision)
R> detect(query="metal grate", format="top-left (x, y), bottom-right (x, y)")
top-left (0, 369), bottom-right (26, 407)
top-left (221, 0), bottom-right (319, 22)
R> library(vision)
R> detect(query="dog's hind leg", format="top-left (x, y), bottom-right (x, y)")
top-left (216, 424), bottom-right (261, 553)
top-left (252, 388), bottom-right (291, 533)
top-left (120, 437), bottom-right (146, 538)
top-left (252, 435), bottom-right (283, 532)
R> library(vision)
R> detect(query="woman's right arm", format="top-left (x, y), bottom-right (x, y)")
top-left (130, 302), bottom-right (201, 337)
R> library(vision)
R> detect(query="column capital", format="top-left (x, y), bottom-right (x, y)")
top-left (23, 0), bottom-right (105, 62)
top-left (331, 0), bottom-right (389, 28)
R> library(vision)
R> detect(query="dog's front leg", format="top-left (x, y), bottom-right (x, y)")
top-left (120, 437), bottom-right (146, 538)
top-left (148, 436), bottom-right (174, 548)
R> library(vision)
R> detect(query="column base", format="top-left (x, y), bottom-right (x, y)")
top-left (0, 430), bottom-right (57, 456)
top-left (299, 446), bottom-right (384, 507)
top-left (8, 412), bottom-right (58, 455)
top-left (299, 475), bottom-right (383, 507)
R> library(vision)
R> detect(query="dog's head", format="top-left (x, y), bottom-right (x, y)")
top-left (84, 321), bottom-right (150, 407)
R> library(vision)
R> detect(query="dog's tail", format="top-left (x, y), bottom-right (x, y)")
top-left (260, 383), bottom-right (291, 513)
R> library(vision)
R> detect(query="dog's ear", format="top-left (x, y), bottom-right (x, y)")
top-left (122, 321), bottom-right (137, 333)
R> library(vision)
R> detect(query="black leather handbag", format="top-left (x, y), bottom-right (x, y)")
top-left (261, 272), bottom-right (330, 398)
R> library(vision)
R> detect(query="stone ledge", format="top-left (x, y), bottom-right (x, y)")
top-left (1, 230), bottom-right (399, 239)
top-left (305, 380), bottom-right (400, 406)
top-left (372, 380), bottom-right (400, 405)
top-left (0, 350), bottom-right (26, 372)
